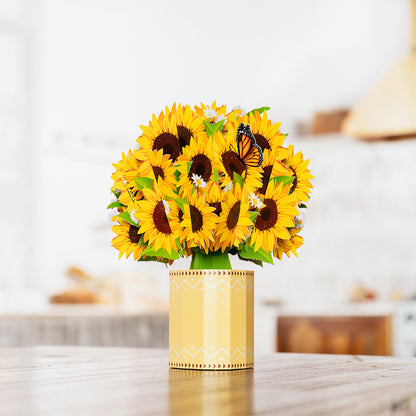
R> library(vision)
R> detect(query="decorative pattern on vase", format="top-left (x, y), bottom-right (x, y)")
top-left (169, 270), bottom-right (254, 370)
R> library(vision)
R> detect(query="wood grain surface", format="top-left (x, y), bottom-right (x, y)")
top-left (0, 347), bottom-right (415, 416)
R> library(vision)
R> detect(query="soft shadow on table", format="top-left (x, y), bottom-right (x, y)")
top-left (169, 368), bottom-right (254, 416)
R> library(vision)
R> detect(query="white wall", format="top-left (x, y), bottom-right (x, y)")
top-left (30, 0), bottom-right (415, 305)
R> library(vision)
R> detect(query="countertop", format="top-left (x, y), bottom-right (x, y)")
top-left (1, 346), bottom-right (415, 415)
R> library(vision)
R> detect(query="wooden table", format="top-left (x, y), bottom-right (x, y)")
top-left (1, 347), bottom-right (415, 416)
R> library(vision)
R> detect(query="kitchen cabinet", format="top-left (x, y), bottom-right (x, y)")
top-left (277, 315), bottom-right (392, 355)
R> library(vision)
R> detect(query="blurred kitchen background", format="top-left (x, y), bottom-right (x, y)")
top-left (1, 0), bottom-right (416, 357)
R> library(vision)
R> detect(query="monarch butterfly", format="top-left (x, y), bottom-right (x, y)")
top-left (236, 123), bottom-right (264, 167)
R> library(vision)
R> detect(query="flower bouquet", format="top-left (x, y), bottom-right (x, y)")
top-left (109, 103), bottom-right (313, 369)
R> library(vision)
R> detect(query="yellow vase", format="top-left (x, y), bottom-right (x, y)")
top-left (169, 269), bottom-right (254, 370)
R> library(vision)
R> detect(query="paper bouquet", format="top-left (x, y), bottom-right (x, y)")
top-left (109, 103), bottom-right (313, 269)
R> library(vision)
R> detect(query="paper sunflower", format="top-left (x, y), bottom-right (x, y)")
top-left (250, 183), bottom-right (298, 252)
top-left (135, 186), bottom-right (179, 254)
top-left (258, 147), bottom-right (291, 195)
top-left (180, 193), bottom-right (217, 252)
top-left (111, 219), bottom-right (146, 260)
top-left (215, 183), bottom-right (253, 252)
top-left (273, 228), bottom-right (304, 260)
top-left (283, 145), bottom-right (314, 204)
top-left (175, 134), bottom-right (220, 199)
top-left (136, 149), bottom-right (177, 196)
top-left (234, 110), bottom-right (286, 152)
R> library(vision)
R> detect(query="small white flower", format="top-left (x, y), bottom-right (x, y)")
top-left (294, 211), bottom-right (305, 229)
top-left (162, 200), bottom-right (170, 215)
top-left (203, 107), bottom-right (218, 119)
top-left (109, 194), bottom-right (117, 204)
top-left (231, 106), bottom-right (246, 117)
top-left (217, 114), bottom-right (226, 123)
top-left (191, 173), bottom-right (207, 189)
top-left (248, 192), bottom-right (264, 209)
top-left (223, 182), bottom-right (232, 193)
top-left (129, 209), bottom-right (139, 225)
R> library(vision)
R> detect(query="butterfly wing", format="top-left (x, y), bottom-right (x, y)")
top-left (236, 123), bottom-right (263, 167)
top-left (243, 143), bottom-right (263, 167)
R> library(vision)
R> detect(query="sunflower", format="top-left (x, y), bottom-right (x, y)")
top-left (231, 110), bottom-right (286, 152)
top-left (135, 104), bottom-right (205, 163)
top-left (112, 219), bottom-right (146, 260)
top-left (217, 129), bottom-right (262, 193)
top-left (180, 192), bottom-right (217, 252)
top-left (175, 134), bottom-right (221, 199)
top-left (135, 186), bottom-right (179, 254)
top-left (273, 228), bottom-right (304, 260)
top-left (111, 150), bottom-right (143, 208)
top-left (135, 106), bottom-right (180, 162)
top-left (249, 183), bottom-right (298, 252)
top-left (282, 145), bottom-right (314, 204)
top-left (174, 103), bottom-right (205, 151)
top-left (258, 147), bottom-right (291, 195)
top-left (214, 183), bottom-right (253, 252)
top-left (136, 149), bottom-right (177, 196)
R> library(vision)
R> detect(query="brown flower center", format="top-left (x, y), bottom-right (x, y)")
top-left (209, 202), bottom-right (222, 216)
top-left (188, 154), bottom-right (212, 182)
top-left (291, 169), bottom-right (298, 190)
top-left (177, 125), bottom-right (193, 151)
top-left (227, 201), bottom-right (241, 230)
top-left (190, 205), bottom-right (203, 232)
top-left (152, 165), bottom-right (165, 180)
top-left (221, 150), bottom-right (246, 179)
top-left (254, 133), bottom-right (270, 151)
top-left (153, 132), bottom-right (180, 162)
top-left (259, 165), bottom-right (272, 195)
top-left (255, 198), bottom-right (278, 231)
top-left (152, 201), bottom-right (172, 234)
top-left (128, 225), bottom-right (141, 244)
top-left (178, 209), bottom-right (184, 222)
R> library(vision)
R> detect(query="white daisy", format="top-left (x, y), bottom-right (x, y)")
top-left (231, 106), bottom-right (246, 117)
top-left (294, 211), bottom-right (305, 229)
top-left (191, 173), bottom-right (207, 189)
top-left (217, 114), bottom-right (226, 123)
top-left (248, 192), bottom-right (264, 209)
top-left (162, 200), bottom-right (171, 215)
top-left (203, 107), bottom-right (218, 119)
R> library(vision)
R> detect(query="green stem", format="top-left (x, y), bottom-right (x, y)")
top-left (190, 251), bottom-right (232, 270)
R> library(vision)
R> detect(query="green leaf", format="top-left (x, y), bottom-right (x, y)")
top-left (233, 172), bottom-right (244, 188)
top-left (239, 244), bottom-right (274, 264)
top-left (272, 176), bottom-right (294, 187)
top-left (172, 197), bottom-right (187, 211)
top-left (142, 246), bottom-right (181, 260)
top-left (111, 189), bottom-right (121, 198)
top-left (213, 169), bottom-right (219, 182)
top-left (186, 161), bottom-right (193, 175)
top-left (174, 169), bottom-right (181, 181)
top-left (249, 211), bottom-right (259, 222)
top-left (299, 203), bottom-right (307, 209)
top-left (133, 177), bottom-right (153, 191)
top-left (117, 211), bottom-right (139, 227)
top-left (237, 253), bottom-right (263, 267)
top-left (246, 106), bottom-right (271, 117)
top-left (107, 201), bottom-right (124, 209)
top-left (203, 120), bottom-right (225, 137)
